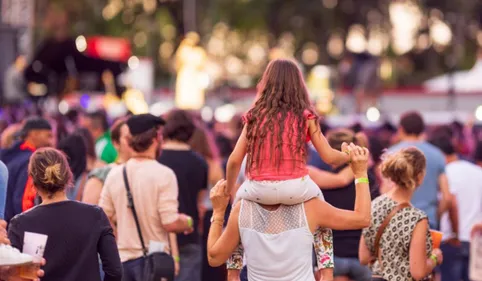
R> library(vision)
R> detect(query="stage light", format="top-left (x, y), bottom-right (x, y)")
top-left (75, 36), bottom-right (87, 52)
top-left (58, 101), bottom-right (69, 115)
top-left (149, 102), bottom-right (172, 116)
top-left (475, 105), bottom-right (482, 121)
top-left (214, 104), bottom-right (236, 123)
top-left (128, 56), bottom-right (140, 70)
top-left (366, 107), bottom-right (380, 122)
top-left (201, 106), bottom-right (213, 122)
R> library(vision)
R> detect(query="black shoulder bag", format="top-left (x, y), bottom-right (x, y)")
top-left (122, 165), bottom-right (175, 281)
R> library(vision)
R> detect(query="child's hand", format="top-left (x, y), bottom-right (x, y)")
top-left (341, 142), bottom-right (353, 163)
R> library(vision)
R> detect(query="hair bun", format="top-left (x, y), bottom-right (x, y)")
top-left (44, 163), bottom-right (62, 185)
top-left (380, 147), bottom-right (426, 190)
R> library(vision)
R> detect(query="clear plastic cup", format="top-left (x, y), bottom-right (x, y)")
top-left (19, 232), bottom-right (48, 279)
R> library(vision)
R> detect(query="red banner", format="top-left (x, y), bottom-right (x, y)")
top-left (85, 36), bottom-right (131, 62)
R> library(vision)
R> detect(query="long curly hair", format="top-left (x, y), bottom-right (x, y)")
top-left (245, 59), bottom-right (317, 173)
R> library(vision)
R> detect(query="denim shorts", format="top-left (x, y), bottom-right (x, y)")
top-left (334, 256), bottom-right (371, 281)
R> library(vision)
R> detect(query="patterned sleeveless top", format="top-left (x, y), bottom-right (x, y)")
top-left (362, 195), bottom-right (433, 281)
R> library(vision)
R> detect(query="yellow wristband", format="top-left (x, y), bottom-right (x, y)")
top-left (355, 178), bottom-right (369, 185)
top-left (187, 217), bottom-right (193, 228)
top-left (429, 254), bottom-right (438, 265)
top-left (173, 256), bottom-right (180, 262)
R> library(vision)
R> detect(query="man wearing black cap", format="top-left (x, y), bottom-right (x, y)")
top-left (0, 117), bottom-right (53, 222)
top-left (100, 114), bottom-right (194, 281)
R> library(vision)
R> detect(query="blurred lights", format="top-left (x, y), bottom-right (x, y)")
top-left (235, 75), bottom-right (252, 88)
top-left (58, 100), bottom-right (69, 115)
top-left (366, 107), bottom-right (380, 122)
top-left (379, 59), bottom-right (393, 80)
top-left (107, 102), bottom-right (128, 118)
top-left (430, 19), bottom-right (452, 47)
top-left (123, 88), bottom-right (149, 114)
top-left (102, 1), bottom-right (123, 21)
top-left (327, 34), bottom-right (344, 58)
top-left (134, 32), bottom-right (148, 48)
top-left (150, 102), bottom-right (172, 116)
top-left (161, 25), bottom-right (176, 40)
top-left (225, 56), bottom-right (243, 75)
top-left (143, 0), bottom-right (157, 13)
top-left (389, 1), bottom-right (422, 55)
top-left (308, 65), bottom-right (334, 114)
top-left (312, 65), bottom-right (330, 78)
top-left (475, 106), bottom-right (482, 121)
top-left (207, 37), bottom-right (225, 56)
top-left (159, 42), bottom-right (174, 59)
top-left (214, 104), bottom-right (236, 123)
top-left (201, 107), bottom-right (214, 122)
top-left (322, 0), bottom-right (338, 9)
top-left (302, 43), bottom-right (319, 65)
top-left (198, 72), bottom-right (210, 90)
top-left (367, 30), bottom-right (384, 55)
top-left (75, 36), bottom-right (87, 52)
top-left (128, 56), bottom-right (140, 70)
top-left (27, 82), bottom-right (47, 96)
top-left (346, 25), bottom-right (366, 53)
top-left (247, 44), bottom-right (266, 64)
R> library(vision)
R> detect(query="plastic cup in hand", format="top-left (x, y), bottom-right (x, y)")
top-left (430, 230), bottom-right (443, 249)
top-left (19, 232), bottom-right (48, 279)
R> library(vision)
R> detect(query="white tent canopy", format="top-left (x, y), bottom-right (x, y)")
top-left (424, 59), bottom-right (482, 93)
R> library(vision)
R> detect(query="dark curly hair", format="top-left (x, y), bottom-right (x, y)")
top-left (245, 59), bottom-right (317, 173)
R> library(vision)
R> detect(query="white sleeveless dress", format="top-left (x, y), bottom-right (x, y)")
top-left (238, 199), bottom-right (315, 281)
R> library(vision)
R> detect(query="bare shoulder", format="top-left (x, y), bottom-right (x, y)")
top-left (303, 198), bottom-right (325, 214)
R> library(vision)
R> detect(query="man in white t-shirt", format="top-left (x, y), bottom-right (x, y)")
top-left (430, 136), bottom-right (482, 281)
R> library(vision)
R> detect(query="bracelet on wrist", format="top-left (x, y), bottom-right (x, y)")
top-left (355, 178), bottom-right (369, 185)
top-left (429, 254), bottom-right (438, 266)
top-left (187, 217), bottom-right (193, 228)
top-left (173, 256), bottom-right (180, 262)
top-left (210, 215), bottom-right (224, 225)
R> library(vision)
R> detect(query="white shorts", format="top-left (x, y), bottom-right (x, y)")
top-left (235, 176), bottom-right (324, 205)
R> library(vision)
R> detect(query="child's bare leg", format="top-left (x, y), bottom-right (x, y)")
top-left (318, 268), bottom-right (334, 281)
top-left (227, 269), bottom-right (241, 281)
top-left (314, 227), bottom-right (334, 279)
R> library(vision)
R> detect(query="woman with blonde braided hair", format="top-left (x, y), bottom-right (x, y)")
top-left (7, 148), bottom-right (122, 281)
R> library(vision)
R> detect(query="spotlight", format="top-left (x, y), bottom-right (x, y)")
top-left (475, 105), bottom-right (482, 121)
top-left (366, 107), bottom-right (380, 122)
top-left (75, 36), bottom-right (87, 52)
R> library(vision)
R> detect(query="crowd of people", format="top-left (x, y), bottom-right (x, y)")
top-left (0, 58), bottom-right (480, 281)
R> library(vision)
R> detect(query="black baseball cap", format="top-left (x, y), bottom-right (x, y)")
top-left (127, 114), bottom-right (166, 136)
top-left (17, 117), bottom-right (52, 139)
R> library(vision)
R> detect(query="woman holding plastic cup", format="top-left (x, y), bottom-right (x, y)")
top-left (358, 147), bottom-right (443, 281)
top-left (7, 148), bottom-right (123, 281)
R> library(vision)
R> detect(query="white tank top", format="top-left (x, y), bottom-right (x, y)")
top-left (238, 200), bottom-right (315, 281)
